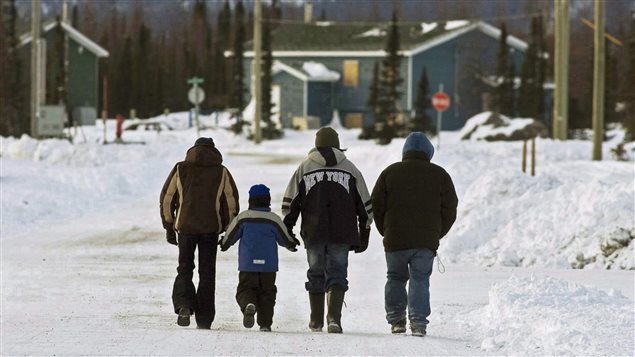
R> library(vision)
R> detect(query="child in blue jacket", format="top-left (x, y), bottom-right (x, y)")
top-left (220, 184), bottom-right (299, 332)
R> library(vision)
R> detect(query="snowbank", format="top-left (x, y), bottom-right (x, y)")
top-left (460, 112), bottom-right (548, 141)
top-left (458, 275), bottom-right (634, 355)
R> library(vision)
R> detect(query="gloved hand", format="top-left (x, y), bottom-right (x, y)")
top-left (354, 227), bottom-right (370, 253)
top-left (286, 243), bottom-right (298, 252)
top-left (286, 234), bottom-right (300, 252)
top-left (166, 230), bottom-right (177, 246)
top-left (219, 236), bottom-right (229, 252)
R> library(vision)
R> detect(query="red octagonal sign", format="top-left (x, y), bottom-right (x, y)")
top-left (432, 92), bottom-right (450, 112)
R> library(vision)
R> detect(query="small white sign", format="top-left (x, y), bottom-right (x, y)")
top-left (253, 259), bottom-right (265, 265)
top-left (188, 87), bottom-right (205, 105)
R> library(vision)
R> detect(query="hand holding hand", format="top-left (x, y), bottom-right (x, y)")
top-left (354, 227), bottom-right (370, 253)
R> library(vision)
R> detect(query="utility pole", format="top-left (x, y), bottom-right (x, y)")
top-left (253, 0), bottom-right (262, 144)
top-left (30, 0), bottom-right (41, 138)
top-left (592, 0), bottom-right (605, 160)
top-left (553, 0), bottom-right (570, 140)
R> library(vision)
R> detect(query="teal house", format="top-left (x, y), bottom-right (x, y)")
top-left (18, 21), bottom-right (109, 124)
top-left (244, 20), bottom-right (528, 130)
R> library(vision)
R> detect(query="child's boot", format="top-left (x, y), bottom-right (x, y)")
top-left (308, 293), bottom-right (325, 332)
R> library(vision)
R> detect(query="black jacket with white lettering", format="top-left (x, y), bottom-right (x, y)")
top-left (282, 147), bottom-right (373, 248)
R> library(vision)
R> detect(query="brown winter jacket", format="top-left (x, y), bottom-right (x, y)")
top-left (371, 151), bottom-right (458, 253)
top-left (160, 144), bottom-right (239, 235)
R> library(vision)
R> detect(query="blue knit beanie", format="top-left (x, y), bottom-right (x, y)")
top-left (402, 132), bottom-right (434, 160)
top-left (248, 184), bottom-right (270, 198)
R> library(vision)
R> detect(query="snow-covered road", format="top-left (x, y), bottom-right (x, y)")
top-left (2, 120), bottom-right (634, 355)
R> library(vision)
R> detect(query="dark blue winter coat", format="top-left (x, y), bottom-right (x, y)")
top-left (220, 208), bottom-right (296, 272)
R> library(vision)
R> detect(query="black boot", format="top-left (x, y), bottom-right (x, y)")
top-left (177, 307), bottom-right (191, 327)
top-left (308, 293), bottom-right (325, 332)
top-left (326, 287), bottom-right (345, 333)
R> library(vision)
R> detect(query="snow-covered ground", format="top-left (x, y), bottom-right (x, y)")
top-left (1, 117), bottom-right (634, 355)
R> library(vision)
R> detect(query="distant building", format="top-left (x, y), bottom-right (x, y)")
top-left (18, 21), bottom-right (109, 125)
top-left (242, 20), bottom-right (531, 130)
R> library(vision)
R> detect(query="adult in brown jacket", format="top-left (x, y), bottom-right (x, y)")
top-left (160, 137), bottom-right (239, 329)
top-left (371, 132), bottom-right (458, 337)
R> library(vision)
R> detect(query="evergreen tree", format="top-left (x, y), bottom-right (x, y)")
top-left (133, 23), bottom-right (152, 117)
top-left (0, 0), bottom-right (24, 136)
top-left (625, 10), bottom-right (635, 141)
top-left (361, 61), bottom-right (380, 140)
top-left (230, 0), bottom-right (246, 133)
top-left (117, 36), bottom-right (133, 115)
top-left (376, 10), bottom-right (403, 145)
top-left (494, 22), bottom-right (514, 116)
top-left (260, 5), bottom-right (280, 140)
top-left (411, 66), bottom-right (433, 133)
top-left (518, 17), bottom-right (543, 119)
top-left (215, 0), bottom-right (232, 105)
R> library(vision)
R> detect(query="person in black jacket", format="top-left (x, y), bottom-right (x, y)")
top-left (371, 132), bottom-right (458, 337)
top-left (282, 127), bottom-right (373, 334)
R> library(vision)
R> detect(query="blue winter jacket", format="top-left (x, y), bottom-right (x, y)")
top-left (220, 208), bottom-right (296, 272)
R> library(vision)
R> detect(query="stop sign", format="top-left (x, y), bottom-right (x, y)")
top-left (432, 92), bottom-right (450, 112)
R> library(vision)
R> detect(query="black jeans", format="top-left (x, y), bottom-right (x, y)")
top-left (235, 272), bottom-right (277, 328)
top-left (172, 233), bottom-right (218, 327)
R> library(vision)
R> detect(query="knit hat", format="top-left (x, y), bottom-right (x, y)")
top-left (248, 184), bottom-right (271, 209)
top-left (315, 127), bottom-right (340, 149)
top-left (194, 137), bottom-right (215, 147)
top-left (248, 184), bottom-right (270, 198)
top-left (402, 132), bottom-right (434, 160)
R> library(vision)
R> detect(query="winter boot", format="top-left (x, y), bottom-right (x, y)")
top-left (308, 293), bottom-right (325, 332)
top-left (243, 303), bottom-right (256, 328)
top-left (259, 326), bottom-right (272, 332)
top-left (391, 320), bottom-right (406, 334)
top-left (177, 307), bottom-right (191, 327)
top-left (326, 287), bottom-right (345, 334)
top-left (410, 323), bottom-right (427, 337)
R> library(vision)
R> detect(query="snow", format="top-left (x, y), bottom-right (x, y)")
top-left (354, 27), bottom-right (386, 38)
top-left (1, 117), bottom-right (634, 355)
top-left (458, 275), bottom-right (634, 355)
top-left (421, 22), bottom-right (438, 34)
top-left (302, 61), bottom-right (341, 81)
top-left (445, 20), bottom-right (470, 30)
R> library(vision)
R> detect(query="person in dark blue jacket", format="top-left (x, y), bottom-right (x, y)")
top-left (220, 184), bottom-right (299, 332)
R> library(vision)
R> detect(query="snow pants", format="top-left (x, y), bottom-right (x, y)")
top-left (236, 272), bottom-right (277, 328)
top-left (305, 242), bottom-right (350, 293)
top-left (384, 248), bottom-right (434, 328)
top-left (172, 233), bottom-right (218, 328)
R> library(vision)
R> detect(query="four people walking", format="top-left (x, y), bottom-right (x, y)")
top-left (160, 129), bottom-right (457, 335)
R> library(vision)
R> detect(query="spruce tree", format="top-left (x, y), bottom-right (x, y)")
top-left (495, 22), bottom-right (514, 116)
top-left (376, 10), bottom-right (402, 145)
top-left (361, 62), bottom-right (380, 140)
top-left (230, 0), bottom-right (246, 133)
top-left (260, 6), bottom-right (280, 140)
top-left (625, 11), bottom-right (635, 141)
top-left (411, 66), bottom-right (433, 133)
top-left (518, 16), bottom-right (545, 120)
top-left (0, 0), bottom-right (23, 136)
top-left (117, 36), bottom-right (133, 115)
top-left (216, 0), bottom-right (232, 105)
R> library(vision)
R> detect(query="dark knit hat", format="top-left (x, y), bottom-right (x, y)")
top-left (315, 127), bottom-right (340, 149)
top-left (194, 137), bottom-right (215, 147)
top-left (403, 132), bottom-right (434, 160)
top-left (248, 184), bottom-right (270, 198)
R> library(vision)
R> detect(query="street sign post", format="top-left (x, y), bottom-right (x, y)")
top-left (432, 84), bottom-right (450, 149)
top-left (187, 77), bottom-right (205, 137)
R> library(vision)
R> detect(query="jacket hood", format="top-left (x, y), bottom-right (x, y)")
top-left (402, 132), bottom-right (434, 160)
top-left (308, 147), bottom-right (347, 167)
top-left (184, 145), bottom-right (223, 166)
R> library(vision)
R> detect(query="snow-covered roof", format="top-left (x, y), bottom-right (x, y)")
top-left (273, 61), bottom-right (340, 82)
top-left (19, 21), bottom-right (109, 58)
top-left (242, 20), bottom-right (527, 58)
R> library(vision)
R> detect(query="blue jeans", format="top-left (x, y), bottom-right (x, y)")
top-left (385, 248), bottom-right (434, 327)
top-left (305, 242), bottom-right (350, 293)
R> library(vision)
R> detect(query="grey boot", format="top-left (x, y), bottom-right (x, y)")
top-left (326, 287), bottom-right (345, 333)
top-left (308, 293), bottom-right (325, 332)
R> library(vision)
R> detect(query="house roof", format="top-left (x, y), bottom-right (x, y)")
top-left (243, 20), bottom-right (527, 58)
top-left (19, 21), bottom-right (109, 58)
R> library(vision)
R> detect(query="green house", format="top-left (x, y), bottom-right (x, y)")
top-left (18, 21), bottom-right (109, 125)
top-left (243, 20), bottom-right (529, 130)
